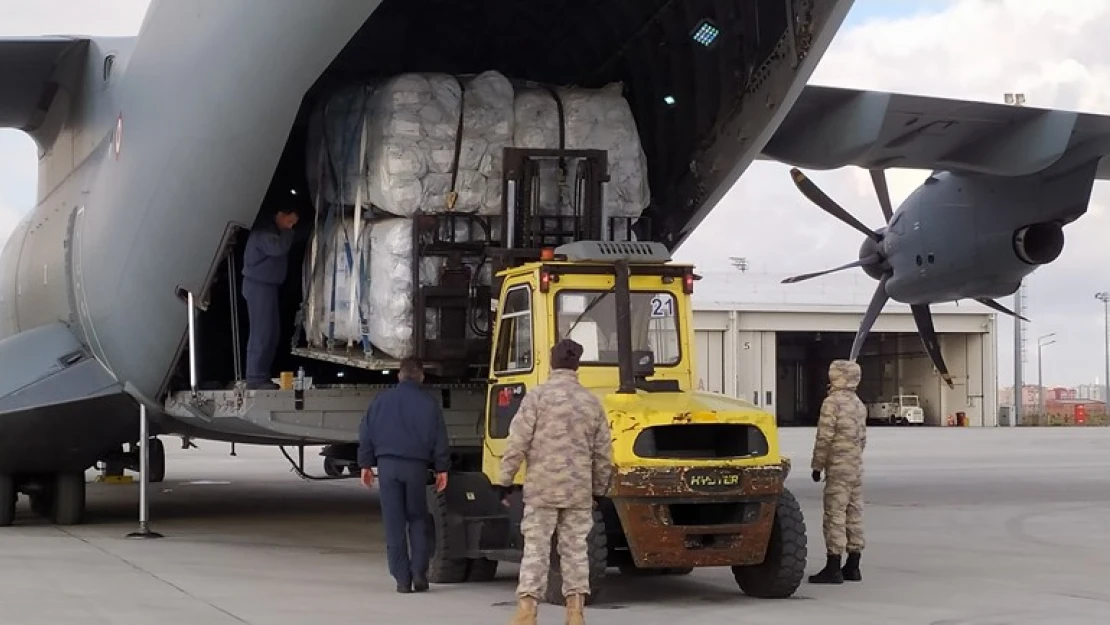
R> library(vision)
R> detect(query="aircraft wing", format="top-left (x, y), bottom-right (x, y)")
top-left (760, 84), bottom-right (1110, 180)
top-left (0, 36), bottom-right (89, 133)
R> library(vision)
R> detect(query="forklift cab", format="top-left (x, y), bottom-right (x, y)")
top-left (480, 240), bottom-right (697, 481)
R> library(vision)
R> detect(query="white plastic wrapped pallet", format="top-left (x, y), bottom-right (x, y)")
top-left (367, 218), bottom-right (444, 359)
top-left (365, 71), bottom-right (514, 217)
top-left (303, 214), bottom-right (372, 347)
top-left (305, 84), bottom-right (374, 208)
top-left (513, 83), bottom-right (651, 220)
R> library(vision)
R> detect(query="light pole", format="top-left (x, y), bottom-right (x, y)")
top-left (1096, 292), bottom-right (1110, 404)
top-left (1006, 92), bottom-right (1026, 427)
top-left (1037, 333), bottom-right (1056, 418)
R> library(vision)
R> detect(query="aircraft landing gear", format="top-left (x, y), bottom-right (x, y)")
top-left (0, 474), bottom-right (15, 527)
top-left (0, 472), bottom-right (87, 527)
top-left (51, 472), bottom-right (86, 526)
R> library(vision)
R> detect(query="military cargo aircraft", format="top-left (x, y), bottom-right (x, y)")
top-left (1, 0), bottom-right (1108, 527)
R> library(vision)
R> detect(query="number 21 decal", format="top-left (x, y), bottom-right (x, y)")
top-left (650, 295), bottom-right (674, 318)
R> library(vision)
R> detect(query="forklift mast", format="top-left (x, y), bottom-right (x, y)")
top-left (411, 147), bottom-right (647, 378)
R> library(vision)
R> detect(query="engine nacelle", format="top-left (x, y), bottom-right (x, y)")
top-left (1013, 222), bottom-right (1064, 265)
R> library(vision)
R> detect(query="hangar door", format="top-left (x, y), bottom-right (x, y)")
top-left (695, 330), bottom-right (724, 393)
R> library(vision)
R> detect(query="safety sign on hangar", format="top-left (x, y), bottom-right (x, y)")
top-left (688, 273), bottom-right (998, 427)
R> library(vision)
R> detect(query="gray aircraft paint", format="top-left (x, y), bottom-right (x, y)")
top-left (0, 1), bottom-right (854, 470)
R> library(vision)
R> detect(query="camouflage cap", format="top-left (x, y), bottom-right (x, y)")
top-left (828, 359), bottom-right (861, 391)
top-left (551, 338), bottom-right (584, 370)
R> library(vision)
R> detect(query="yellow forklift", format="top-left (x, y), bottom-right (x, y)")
top-left (281, 147), bottom-right (807, 605)
top-left (418, 148), bottom-right (808, 605)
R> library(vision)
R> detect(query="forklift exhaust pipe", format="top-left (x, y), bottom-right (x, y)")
top-left (614, 260), bottom-right (636, 394)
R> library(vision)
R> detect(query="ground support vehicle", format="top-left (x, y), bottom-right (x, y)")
top-left (166, 147), bottom-right (806, 604)
top-left (867, 395), bottom-right (925, 425)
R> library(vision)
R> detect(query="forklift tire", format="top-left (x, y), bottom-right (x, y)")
top-left (731, 487), bottom-right (806, 599)
top-left (425, 487), bottom-right (470, 584)
top-left (0, 474), bottom-right (15, 527)
top-left (544, 508), bottom-right (608, 606)
top-left (466, 557), bottom-right (499, 582)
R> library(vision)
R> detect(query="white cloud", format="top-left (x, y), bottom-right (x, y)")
top-left (0, 0), bottom-right (150, 37)
top-left (675, 0), bottom-right (1110, 387)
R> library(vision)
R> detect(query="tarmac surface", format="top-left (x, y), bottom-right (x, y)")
top-left (2, 426), bottom-right (1109, 625)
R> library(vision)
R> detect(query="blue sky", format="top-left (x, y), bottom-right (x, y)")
top-left (842, 0), bottom-right (954, 27)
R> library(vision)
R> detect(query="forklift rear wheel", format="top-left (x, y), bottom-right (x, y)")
top-left (465, 557), bottom-right (499, 582)
top-left (425, 487), bottom-right (470, 583)
top-left (0, 474), bottom-right (15, 527)
top-left (731, 487), bottom-right (806, 598)
top-left (544, 508), bottom-right (608, 606)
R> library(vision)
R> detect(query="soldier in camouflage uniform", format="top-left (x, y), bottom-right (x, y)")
top-left (495, 338), bottom-right (613, 625)
top-left (808, 359), bottom-right (867, 584)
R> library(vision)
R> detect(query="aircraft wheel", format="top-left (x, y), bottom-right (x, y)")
top-left (51, 472), bottom-right (86, 526)
top-left (148, 438), bottom-right (166, 483)
top-left (30, 492), bottom-right (53, 519)
top-left (0, 474), bottom-right (15, 527)
top-left (323, 457), bottom-right (343, 477)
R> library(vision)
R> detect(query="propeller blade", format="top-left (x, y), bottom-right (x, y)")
top-left (911, 304), bottom-right (955, 389)
top-left (849, 274), bottom-right (890, 361)
top-left (869, 169), bottom-right (894, 222)
top-left (781, 253), bottom-right (882, 284)
top-left (975, 298), bottom-right (1030, 322)
top-left (789, 168), bottom-right (883, 243)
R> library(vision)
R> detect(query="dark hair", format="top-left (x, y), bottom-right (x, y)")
top-left (398, 357), bottom-right (424, 381)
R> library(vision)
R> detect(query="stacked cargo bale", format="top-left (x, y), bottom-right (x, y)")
top-left (364, 71), bottom-right (513, 358)
top-left (301, 214), bottom-right (373, 350)
top-left (512, 82), bottom-right (650, 240)
top-left (300, 71), bottom-right (652, 362)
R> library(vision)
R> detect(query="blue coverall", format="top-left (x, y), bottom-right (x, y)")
top-left (241, 224), bottom-right (295, 387)
top-left (358, 380), bottom-right (451, 587)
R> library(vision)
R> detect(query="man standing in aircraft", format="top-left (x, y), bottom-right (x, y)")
top-left (808, 358), bottom-right (867, 585)
top-left (495, 339), bottom-right (613, 625)
top-left (241, 203), bottom-right (301, 389)
top-left (358, 357), bottom-right (450, 594)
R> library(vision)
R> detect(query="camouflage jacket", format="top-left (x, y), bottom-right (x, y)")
top-left (497, 369), bottom-right (613, 508)
top-left (811, 359), bottom-right (867, 477)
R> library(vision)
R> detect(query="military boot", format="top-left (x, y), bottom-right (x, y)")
top-left (508, 596), bottom-right (538, 625)
top-left (842, 552), bottom-right (862, 581)
top-left (565, 593), bottom-right (586, 625)
top-left (808, 554), bottom-right (844, 584)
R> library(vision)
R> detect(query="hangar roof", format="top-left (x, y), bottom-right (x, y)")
top-left (691, 271), bottom-right (994, 317)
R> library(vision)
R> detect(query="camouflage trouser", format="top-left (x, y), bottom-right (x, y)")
top-left (822, 473), bottom-right (864, 555)
top-left (516, 504), bottom-right (593, 600)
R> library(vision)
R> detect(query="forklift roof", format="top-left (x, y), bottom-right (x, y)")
top-left (554, 241), bottom-right (672, 264)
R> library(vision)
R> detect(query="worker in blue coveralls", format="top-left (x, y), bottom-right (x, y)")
top-left (241, 203), bottom-right (300, 389)
top-left (358, 357), bottom-right (451, 594)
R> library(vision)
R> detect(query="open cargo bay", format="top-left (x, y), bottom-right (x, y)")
top-left (161, 0), bottom-right (834, 449)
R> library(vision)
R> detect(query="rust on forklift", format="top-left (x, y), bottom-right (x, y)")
top-left (610, 463), bottom-right (787, 568)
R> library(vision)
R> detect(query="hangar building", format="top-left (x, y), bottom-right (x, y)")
top-left (690, 271), bottom-right (999, 427)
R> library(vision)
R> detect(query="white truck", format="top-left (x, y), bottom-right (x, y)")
top-left (867, 395), bottom-right (925, 425)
